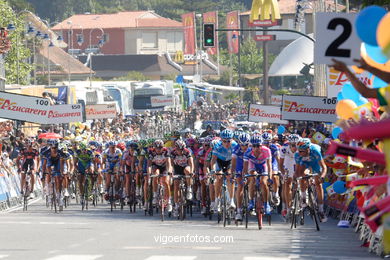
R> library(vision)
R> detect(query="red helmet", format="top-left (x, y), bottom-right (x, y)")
top-left (117, 142), bottom-right (125, 151)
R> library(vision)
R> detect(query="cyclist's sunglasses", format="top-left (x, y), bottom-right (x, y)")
top-left (252, 144), bottom-right (261, 148)
top-left (298, 149), bottom-right (307, 153)
top-left (222, 139), bottom-right (231, 143)
top-left (290, 144), bottom-right (297, 147)
top-left (204, 144), bottom-right (210, 147)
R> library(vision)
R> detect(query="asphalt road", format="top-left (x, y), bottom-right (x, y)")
top-left (0, 198), bottom-right (378, 260)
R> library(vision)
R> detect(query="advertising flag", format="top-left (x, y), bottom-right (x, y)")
top-left (182, 12), bottom-right (196, 55)
top-left (226, 11), bottom-right (240, 54)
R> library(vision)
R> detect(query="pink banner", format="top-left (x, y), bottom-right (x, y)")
top-left (226, 11), bottom-right (240, 54)
top-left (182, 12), bottom-right (196, 55)
top-left (203, 11), bottom-right (218, 55)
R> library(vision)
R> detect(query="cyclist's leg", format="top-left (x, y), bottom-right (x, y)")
top-left (30, 163), bottom-right (36, 192)
top-left (124, 167), bottom-right (130, 198)
top-left (161, 171), bottom-right (170, 203)
top-left (235, 173), bottom-right (243, 209)
top-left (20, 171), bottom-right (26, 194)
top-left (184, 166), bottom-right (192, 199)
top-left (272, 169), bottom-right (280, 204)
top-left (314, 175), bottom-right (324, 211)
top-left (260, 175), bottom-right (270, 202)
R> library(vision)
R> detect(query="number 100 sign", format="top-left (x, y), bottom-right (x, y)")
top-left (314, 12), bottom-right (361, 65)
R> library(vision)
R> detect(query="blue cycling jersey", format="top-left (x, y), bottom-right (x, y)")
top-left (294, 144), bottom-right (323, 173)
top-left (269, 143), bottom-right (280, 171)
top-left (212, 140), bottom-right (238, 161)
top-left (232, 146), bottom-right (251, 173)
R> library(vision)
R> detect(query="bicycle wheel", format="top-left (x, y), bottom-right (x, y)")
top-left (308, 188), bottom-right (320, 231)
top-left (256, 190), bottom-right (263, 230)
top-left (160, 187), bottom-right (165, 222)
top-left (52, 182), bottom-right (57, 213)
top-left (110, 180), bottom-right (114, 212)
top-left (290, 191), bottom-right (298, 229)
top-left (244, 187), bottom-right (249, 229)
top-left (222, 187), bottom-right (227, 227)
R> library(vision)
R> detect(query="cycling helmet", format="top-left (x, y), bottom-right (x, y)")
top-left (25, 139), bottom-right (34, 146)
top-left (297, 138), bottom-right (311, 150)
top-left (117, 142), bottom-right (125, 151)
top-left (250, 135), bottom-right (263, 145)
top-left (220, 129), bottom-right (233, 139)
top-left (154, 139), bottom-right (164, 148)
top-left (261, 132), bottom-right (272, 142)
top-left (89, 140), bottom-right (99, 147)
top-left (79, 141), bottom-right (88, 150)
top-left (204, 136), bottom-right (213, 144)
top-left (47, 139), bottom-right (59, 147)
top-left (139, 139), bottom-right (147, 147)
top-left (130, 142), bottom-right (138, 149)
top-left (287, 134), bottom-right (301, 144)
top-left (175, 139), bottom-right (186, 149)
top-left (108, 141), bottom-right (117, 147)
top-left (238, 133), bottom-right (250, 145)
top-left (233, 130), bottom-right (242, 140)
top-left (198, 137), bottom-right (205, 144)
top-left (125, 141), bottom-right (133, 149)
top-left (164, 133), bottom-right (171, 140)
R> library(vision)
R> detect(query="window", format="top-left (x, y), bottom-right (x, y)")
top-left (142, 32), bottom-right (158, 48)
top-left (76, 34), bottom-right (84, 45)
top-left (102, 34), bottom-right (109, 44)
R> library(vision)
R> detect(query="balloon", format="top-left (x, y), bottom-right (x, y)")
top-left (336, 99), bottom-right (358, 120)
top-left (337, 92), bottom-right (344, 101)
top-left (341, 83), bottom-right (360, 103)
top-left (355, 96), bottom-right (369, 107)
top-left (377, 12), bottom-right (390, 57)
top-left (355, 5), bottom-right (387, 46)
top-left (332, 127), bottom-right (343, 139)
top-left (277, 125), bottom-right (285, 134)
top-left (333, 180), bottom-right (347, 194)
top-left (363, 43), bottom-right (389, 64)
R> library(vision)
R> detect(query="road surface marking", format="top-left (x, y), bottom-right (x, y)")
top-left (45, 255), bottom-right (103, 260)
top-left (145, 256), bottom-right (196, 260)
top-left (243, 257), bottom-right (290, 260)
top-left (0, 255), bottom-right (9, 259)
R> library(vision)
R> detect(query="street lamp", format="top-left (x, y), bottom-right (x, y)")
top-left (88, 27), bottom-right (104, 87)
top-left (195, 13), bottom-right (202, 82)
top-left (66, 22), bottom-right (83, 85)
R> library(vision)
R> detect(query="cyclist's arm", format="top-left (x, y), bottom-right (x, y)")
top-left (319, 159), bottom-right (327, 179)
top-left (166, 157), bottom-right (173, 174)
top-left (279, 157), bottom-right (285, 175)
top-left (231, 156), bottom-right (237, 174)
top-left (242, 160), bottom-right (248, 175)
top-left (294, 164), bottom-right (304, 178)
top-left (60, 158), bottom-right (65, 174)
top-left (188, 156), bottom-right (194, 174)
top-left (147, 159), bottom-right (152, 175)
top-left (210, 154), bottom-right (217, 172)
top-left (266, 157), bottom-right (272, 179)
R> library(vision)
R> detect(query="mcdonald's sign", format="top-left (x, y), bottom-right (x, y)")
top-left (250, 0), bottom-right (281, 22)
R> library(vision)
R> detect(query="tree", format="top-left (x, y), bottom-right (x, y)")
top-left (0, 0), bottom-right (32, 85)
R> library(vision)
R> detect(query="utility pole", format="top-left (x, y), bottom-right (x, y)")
top-left (262, 28), bottom-right (269, 105)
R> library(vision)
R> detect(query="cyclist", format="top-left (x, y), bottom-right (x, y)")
top-left (171, 139), bottom-right (194, 217)
top-left (279, 134), bottom-right (300, 217)
top-left (73, 141), bottom-right (94, 202)
top-left (59, 141), bottom-right (73, 198)
top-left (89, 140), bottom-right (104, 194)
top-left (294, 138), bottom-right (328, 222)
top-left (141, 139), bottom-right (154, 210)
top-left (147, 139), bottom-right (172, 213)
top-left (231, 132), bottom-right (251, 221)
top-left (44, 140), bottom-right (66, 210)
top-left (17, 139), bottom-right (39, 198)
top-left (121, 141), bottom-right (138, 202)
top-left (243, 135), bottom-right (272, 214)
top-left (210, 129), bottom-right (238, 212)
top-left (196, 137), bottom-right (211, 214)
top-left (262, 132), bottom-right (281, 206)
top-left (102, 141), bottom-right (122, 200)
top-left (205, 137), bottom-right (219, 212)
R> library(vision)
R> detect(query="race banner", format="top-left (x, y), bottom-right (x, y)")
top-left (248, 104), bottom-right (288, 124)
top-left (182, 12), bottom-right (196, 55)
top-left (270, 95), bottom-right (282, 106)
top-left (203, 11), bottom-right (218, 55)
top-left (0, 92), bottom-right (84, 124)
top-left (47, 104), bottom-right (83, 124)
top-left (151, 96), bottom-right (174, 107)
top-left (86, 103), bottom-right (117, 120)
top-left (327, 67), bottom-right (372, 98)
top-left (226, 11), bottom-right (240, 54)
top-left (282, 95), bottom-right (337, 122)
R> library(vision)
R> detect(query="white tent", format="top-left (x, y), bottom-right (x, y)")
top-left (269, 33), bottom-right (314, 77)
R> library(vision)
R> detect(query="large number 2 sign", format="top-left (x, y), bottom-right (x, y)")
top-left (315, 13), bottom-right (361, 65)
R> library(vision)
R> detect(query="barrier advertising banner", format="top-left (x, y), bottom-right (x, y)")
top-left (270, 95), bottom-right (282, 106)
top-left (86, 103), bottom-right (117, 120)
top-left (248, 104), bottom-right (288, 124)
top-left (281, 95), bottom-right (337, 122)
top-left (327, 67), bottom-right (372, 98)
top-left (151, 96), bottom-right (174, 107)
top-left (0, 92), bottom-right (84, 124)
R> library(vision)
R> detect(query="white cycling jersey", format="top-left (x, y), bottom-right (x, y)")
top-left (280, 143), bottom-right (296, 177)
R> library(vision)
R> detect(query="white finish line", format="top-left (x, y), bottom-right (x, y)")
top-left (145, 256), bottom-right (197, 260)
top-left (45, 255), bottom-right (103, 260)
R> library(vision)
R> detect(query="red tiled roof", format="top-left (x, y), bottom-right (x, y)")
top-left (52, 11), bottom-right (182, 30)
top-left (241, 0), bottom-right (345, 15)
